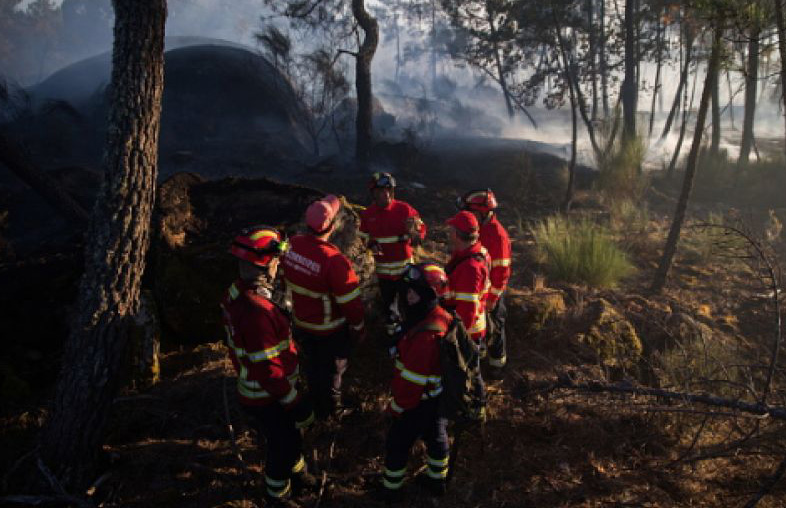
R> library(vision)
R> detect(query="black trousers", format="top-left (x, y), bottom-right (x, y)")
top-left (294, 326), bottom-right (351, 418)
top-left (383, 398), bottom-right (450, 490)
top-left (378, 277), bottom-right (401, 319)
top-left (242, 403), bottom-right (303, 498)
top-left (486, 294), bottom-right (508, 367)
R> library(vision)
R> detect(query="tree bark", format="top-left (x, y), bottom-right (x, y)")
top-left (600, 0), bottom-right (609, 117)
top-left (666, 61), bottom-right (698, 178)
top-left (562, 66), bottom-right (578, 213)
top-left (739, 26), bottom-right (760, 165)
top-left (652, 26), bottom-right (721, 294)
top-left (661, 21), bottom-right (693, 139)
top-left (0, 131), bottom-right (89, 225)
top-left (588, 0), bottom-right (599, 121)
top-left (711, 53), bottom-right (721, 156)
top-left (352, 0), bottom-right (378, 169)
top-left (487, 7), bottom-right (515, 118)
top-left (39, 0), bottom-right (166, 491)
top-left (775, 0), bottom-right (786, 158)
top-left (622, 0), bottom-right (637, 140)
top-left (648, 8), bottom-right (664, 136)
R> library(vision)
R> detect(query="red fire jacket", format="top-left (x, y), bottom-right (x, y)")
top-left (281, 234), bottom-right (365, 336)
top-left (444, 242), bottom-right (490, 342)
top-left (388, 306), bottom-right (452, 414)
top-left (479, 214), bottom-right (512, 308)
top-left (359, 200), bottom-right (426, 279)
top-left (220, 280), bottom-right (301, 407)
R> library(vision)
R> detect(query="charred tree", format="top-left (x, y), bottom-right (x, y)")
top-left (622, 0), bottom-right (637, 140)
top-left (711, 54), bottom-right (721, 156)
top-left (652, 26), bottom-right (721, 294)
top-left (38, 0), bottom-right (166, 491)
top-left (739, 25), bottom-right (760, 165)
top-left (775, 0), bottom-right (786, 158)
top-left (661, 20), bottom-right (694, 139)
top-left (488, 7), bottom-right (515, 119)
top-left (648, 7), bottom-right (664, 136)
top-left (352, 0), bottom-right (378, 168)
top-left (666, 62), bottom-right (698, 178)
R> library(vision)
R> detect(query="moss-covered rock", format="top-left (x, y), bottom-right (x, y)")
top-left (575, 298), bottom-right (642, 369)
top-left (506, 288), bottom-right (567, 334)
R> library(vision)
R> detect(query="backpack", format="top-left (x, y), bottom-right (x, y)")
top-left (437, 310), bottom-right (483, 422)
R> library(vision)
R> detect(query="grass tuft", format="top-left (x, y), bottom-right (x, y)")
top-left (531, 215), bottom-right (635, 288)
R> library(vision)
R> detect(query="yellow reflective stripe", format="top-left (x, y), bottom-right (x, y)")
top-left (265, 476), bottom-right (291, 497)
top-left (266, 476), bottom-right (289, 487)
top-left (423, 323), bottom-right (447, 333)
top-left (250, 230), bottom-right (278, 241)
top-left (390, 400), bottom-right (405, 413)
top-left (384, 467), bottom-right (406, 478)
top-left (383, 477), bottom-right (404, 489)
top-left (454, 292), bottom-right (481, 302)
top-left (395, 360), bottom-right (429, 386)
top-left (376, 266), bottom-right (408, 275)
top-left (350, 320), bottom-right (365, 331)
top-left (491, 258), bottom-right (511, 268)
top-left (469, 315), bottom-right (486, 334)
top-left (246, 339), bottom-right (290, 362)
top-left (293, 315), bottom-right (346, 331)
top-left (490, 287), bottom-right (504, 296)
top-left (287, 280), bottom-right (327, 299)
top-left (423, 265), bottom-right (442, 273)
top-left (237, 382), bottom-right (271, 399)
top-left (426, 468), bottom-right (448, 479)
top-left (427, 455), bottom-right (449, 467)
top-left (280, 386), bottom-right (298, 405)
top-left (292, 456), bottom-right (306, 473)
top-left (374, 235), bottom-right (402, 244)
top-left (295, 411), bottom-right (314, 429)
top-left (376, 259), bottom-right (412, 269)
top-left (228, 283), bottom-right (240, 300)
top-left (421, 386), bottom-right (443, 399)
top-left (335, 287), bottom-right (360, 304)
top-left (287, 365), bottom-right (300, 383)
top-left (489, 355), bottom-right (507, 367)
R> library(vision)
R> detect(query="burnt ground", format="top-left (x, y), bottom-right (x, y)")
top-left (3, 146), bottom-right (786, 507)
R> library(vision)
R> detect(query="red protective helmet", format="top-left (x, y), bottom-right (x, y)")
top-left (230, 227), bottom-right (288, 267)
top-left (402, 262), bottom-right (449, 299)
top-left (369, 171), bottom-right (396, 190)
top-left (459, 189), bottom-right (498, 214)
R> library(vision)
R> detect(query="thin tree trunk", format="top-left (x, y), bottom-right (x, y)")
top-left (0, 131), bottom-right (89, 225)
top-left (775, 0), bottom-right (786, 158)
top-left (622, 0), bottom-right (637, 139)
top-left (667, 62), bottom-right (698, 178)
top-left (648, 8), bottom-right (664, 136)
top-left (739, 26), bottom-right (760, 165)
top-left (487, 8), bottom-right (515, 118)
top-left (588, 0), bottom-right (599, 121)
top-left (39, 0), bottom-right (166, 491)
top-left (727, 67), bottom-right (736, 129)
top-left (352, 0), bottom-right (379, 168)
top-left (563, 67), bottom-right (579, 212)
top-left (652, 26), bottom-right (721, 294)
top-left (600, 0), bottom-right (609, 117)
top-left (661, 22), bottom-right (693, 139)
top-left (711, 51), bottom-right (721, 155)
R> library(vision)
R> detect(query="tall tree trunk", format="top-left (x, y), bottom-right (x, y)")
top-left (652, 26), bottom-right (721, 294)
top-left (711, 53), bottom-right (721, 155)
top-left (38, 0), bottom-right (166, 491)
top-left (600, 0), bottom-right (610, 117)
top-left (563, 66), bottom-right (579, 212)
top-left (667, 62), bottom-right (698, 178)
top-left (648, 8), bottom-right (664, 136)
top-left (775, 0), bottom-right (786, 158)
top-left (739, 26), bottom-right (760, 165)
top-left (352, 0), bottom-right (379, 168)
top-left (588, 0), bottom-right (599, 121)
top-left (622, 0), bottom-right (637, 139)
top-left (487, 8), bottom-right (515, 118)
top-left (661, 22), bottom-right (693, 139)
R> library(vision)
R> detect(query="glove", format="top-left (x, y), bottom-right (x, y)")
top-left (290, 396), bottom-right (315, 429)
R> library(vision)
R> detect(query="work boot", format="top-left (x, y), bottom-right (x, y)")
top-left (291, 471), bottom-right (320, 496)
top-left (416, 473), bottom-right (447, 497)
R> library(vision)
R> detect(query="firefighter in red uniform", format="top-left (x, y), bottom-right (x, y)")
top-left (221, 227), bottom-right (316, 507)
top-left (381, 262), bottom-right (452, 501)
top-left (458, 189), bottom-right (512, 378)
top-left (359, 172), bottom-right (426, 324)
top-left (281, 195), bottom-right (367, 419)
top-left (443, 210), bottom-right (490, 417)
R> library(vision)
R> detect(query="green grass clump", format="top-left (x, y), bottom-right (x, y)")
top-left (531, 215), bottom-right (635, 288)
top-left (595, 134), bottom-right (648, 203)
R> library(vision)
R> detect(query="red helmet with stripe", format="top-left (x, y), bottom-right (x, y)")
top-left (402, 262), bottom-right (449, 299)
top-left (230, 227), bottom-right (288, 267)
top-left (459, 189), bottom-right (498, 214)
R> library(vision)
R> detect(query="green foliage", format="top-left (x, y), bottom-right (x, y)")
top-left (531, 215), bottom-right (635, 288)
top-left (608, 198), bottom-right (651, 254)
top-left (595, 134), bottom-right (649, 203)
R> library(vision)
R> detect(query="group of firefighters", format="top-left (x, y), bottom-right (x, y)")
top-left (220, 172), bottom-right (512, 506)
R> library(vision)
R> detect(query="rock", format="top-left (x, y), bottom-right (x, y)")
top-left (506, 288), bottom-right (567, 334)
top-left (574, 298), bottom-right (642, 369)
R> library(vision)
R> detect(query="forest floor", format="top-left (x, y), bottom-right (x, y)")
top-left (3, 148), bottom-right (786, 507)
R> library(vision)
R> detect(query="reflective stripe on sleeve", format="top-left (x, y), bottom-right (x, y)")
top-left (491, 258), bottom-right (511, 268)
top-left (286, 280), bottom-right (328, 299)
top-left (390, 400), bottom-right (405, 413)
top-left (293, 315), bottom-right (346, 332)
top-left (489, 287), bottom-right (504, 297)
top-left (246, 339), bottom-right (290, 362)
top-left (280, 386), bottom-right (298, 405)
top-left (228, 283), bottom-right (240, 300)
top-left (335, 287), bottom-right (360, 304)
top-left (375, 235), bottom-right (403, 244)
top-left (395, 360), bottom-right (428, 386)
top-left (454, 292), bottom-right (481, 303)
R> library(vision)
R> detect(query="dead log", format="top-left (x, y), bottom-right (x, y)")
top-left (519, 374), bottom-right (786, 420)
top-left (0, 130), bottom-right (89, 225)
